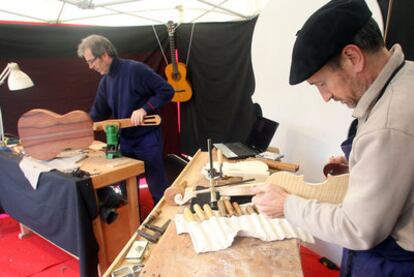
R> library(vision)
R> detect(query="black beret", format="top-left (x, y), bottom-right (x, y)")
top-left (289, 0), bottom-right (372, 85)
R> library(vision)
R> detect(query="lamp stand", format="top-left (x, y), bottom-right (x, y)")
top-left (0, 106), bottom-right (5, 146)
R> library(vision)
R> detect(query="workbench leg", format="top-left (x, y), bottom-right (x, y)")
top-left (126, 177), bottom-right (140, 234)
top-left (92, 190), bottom-right (109, 273)
top-left (18, 223), bottom-right (32, 239)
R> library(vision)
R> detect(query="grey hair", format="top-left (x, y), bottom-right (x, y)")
top-left (328, 18), bottom-right (385, 69)
top-left (77, 34), bottom-right (118, 58)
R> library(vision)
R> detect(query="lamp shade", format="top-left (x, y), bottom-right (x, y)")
top-left (7, 63), bottom-right (34, 91)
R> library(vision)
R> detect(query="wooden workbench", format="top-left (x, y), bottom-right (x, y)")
top-left (104, 150), bottom-right (304, 277)
top-left (80, 148), bottom-right (145, 273)
top-left (8, 143), bottom-right (144, 276)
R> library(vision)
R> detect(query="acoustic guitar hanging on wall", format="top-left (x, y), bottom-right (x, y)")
top-left (165, 20), bottom-right (193, 102)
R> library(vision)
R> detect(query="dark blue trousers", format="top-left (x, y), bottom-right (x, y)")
top-left (121, 128), bottom-right (168, 204)
top-left (340, 236), bottom-right (414, 277)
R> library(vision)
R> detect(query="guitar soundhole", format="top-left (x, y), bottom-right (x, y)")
top-left (172, 72), bottom-right (181, 81)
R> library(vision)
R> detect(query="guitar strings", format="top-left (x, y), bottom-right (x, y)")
top-left (185, 23), bottom-right (195, 67)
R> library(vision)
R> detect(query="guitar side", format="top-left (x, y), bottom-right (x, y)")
top-left (165, 62), bottom-right (193, 102)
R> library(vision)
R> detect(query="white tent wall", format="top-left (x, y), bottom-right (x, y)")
top-left (0, 0), bottom-right (268, 26)
top-left (251, 0), bottom-right (384, 265)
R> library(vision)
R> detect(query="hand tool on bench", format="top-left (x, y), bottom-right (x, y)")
top-left (137, 227), bottom-right (161, 243)
top-left (138, 208), bottom-right (171, 243)
top-left (207, 138), bottom-right (218, 209)
top-left (144, 219), bottom-right (171, 235)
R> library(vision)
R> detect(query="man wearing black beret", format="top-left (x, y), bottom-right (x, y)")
top-left (251, 0), bottom-right (414, 276)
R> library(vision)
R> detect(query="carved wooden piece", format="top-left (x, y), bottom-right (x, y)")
top-left (93, 115), bottom-right (161, 131)
top-left (18, 109), bottom-right (94, 160)
top-left (268, 172), bottom-right (349, 204)
top-left (218, 171), bottom-right (349, 204)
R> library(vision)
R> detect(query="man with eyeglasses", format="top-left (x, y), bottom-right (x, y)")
top-left (77, 34), bottom-right (174, 205)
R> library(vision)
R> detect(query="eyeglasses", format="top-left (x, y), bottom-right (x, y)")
top-left (85, 56), bottom-right (100, 66)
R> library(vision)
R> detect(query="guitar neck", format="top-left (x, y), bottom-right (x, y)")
top-left (169, 35), bottom-right (178, 73)
top-left (93, 115), bottom-right (162, 131)
top-left (167, 21), bottom-right (179, 76)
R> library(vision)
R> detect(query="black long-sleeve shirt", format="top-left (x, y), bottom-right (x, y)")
top-left (90, 58), bottom-right (174, 139)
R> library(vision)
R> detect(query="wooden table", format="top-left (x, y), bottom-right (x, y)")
top-left (104, 150), bottom-right (304, 277)
top-left (16, 146), bottom-right (145, 275)
top-left (80, 149), bottom-right (144, 273)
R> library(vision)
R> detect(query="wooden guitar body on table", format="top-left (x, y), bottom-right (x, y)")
top-left (18, 109), bottom-right (94, 160)
top-left (18, 109), bottom-right (162, 161)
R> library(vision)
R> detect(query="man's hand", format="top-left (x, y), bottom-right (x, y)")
top-left (324, 155), bottom-right (349, 176)
top-left (131, 108), bottom-right (147, 126)
top-left (251, 183), bottom-right (288, 218)
top-left (328, 155), bottom-right (347, 165)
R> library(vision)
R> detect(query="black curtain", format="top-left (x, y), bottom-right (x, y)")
top-left (0, 19), bottom-right (259, 156)
top-left (176, 18), bottom-right (259, 154)
top-left (0, 24), bottom-right (181, 154)
top-left (377, 0), bottom-right (414, 61)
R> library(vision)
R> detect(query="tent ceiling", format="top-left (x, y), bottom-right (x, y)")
top-left (0, 0), bottom-right (268, 26)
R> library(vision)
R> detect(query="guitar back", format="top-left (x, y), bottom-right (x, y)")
top-left (18, 109), bottom-right (94, 160)
top-left (165, 62), bottom-right (193, 102)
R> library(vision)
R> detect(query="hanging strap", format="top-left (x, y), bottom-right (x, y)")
top-left (152, 22), bottom-right (195, 67)
top-left (375, 60), bottom-right (405, 103)
top-left (152, 25), bottom-right (169, 66)
top-left (185, 23), bottom-right (196, 66)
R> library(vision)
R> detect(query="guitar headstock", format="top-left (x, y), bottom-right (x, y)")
top-left (167, 20), bottom-right (176, 36)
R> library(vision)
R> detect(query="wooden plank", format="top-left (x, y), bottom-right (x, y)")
top-left (17, 109), bottom-right (94, 160)
top-left (80, 150), bottom-right (144, 273)
top-left (93, 115), bottom-right (161, 131)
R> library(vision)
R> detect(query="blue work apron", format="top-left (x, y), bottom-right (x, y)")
top-left (339, 61), bottom-right (414, 276)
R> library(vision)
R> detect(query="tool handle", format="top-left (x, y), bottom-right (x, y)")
top-left (223, 199), bottom-right (235, 216)
top-left (246, 205), bottom-right (256, 214)
top-left (183, 207), bottom-right (196, 221)
top-left (251, 157), bottom-right (299, 172)
top-left (93, 115), bottom-right (162, 131)
top-left (203, 204), bottom-right (213, 219)
top-left (193, 204), bottom-right (206, 221)
top-left (232, 202), bottom-right (242, 216)
top-left (217, 199), bottom-right (227, 217)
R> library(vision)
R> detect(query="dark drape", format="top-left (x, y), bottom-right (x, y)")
top-left (0, 152), bottom-right (99, 277)
top-left (175, 18), bottom-right (259, 154)
top-left (0, 23), bottom-right (179, 155)
top-left (377, 0), bottom-right (414, 61)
